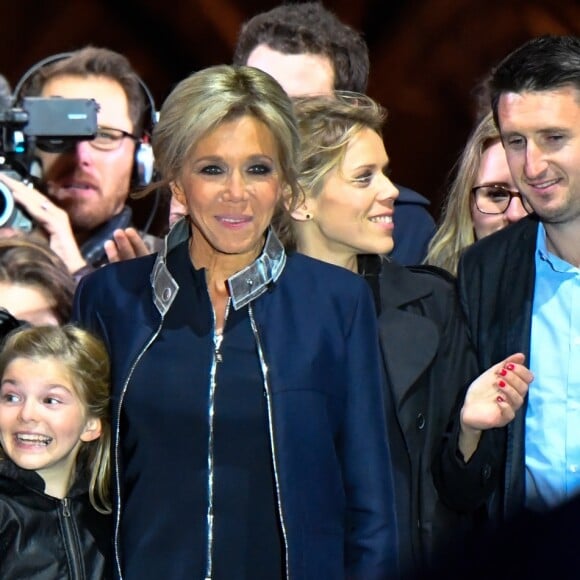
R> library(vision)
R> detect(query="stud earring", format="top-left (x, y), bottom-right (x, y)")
top-left (305, 213), bottom-right (312, 220)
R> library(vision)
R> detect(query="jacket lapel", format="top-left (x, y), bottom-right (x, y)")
top-left (378, 262), bottom-right (440, 409)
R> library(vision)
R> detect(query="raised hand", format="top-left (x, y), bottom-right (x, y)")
top-left (459, 353), bottom-right (533, 461)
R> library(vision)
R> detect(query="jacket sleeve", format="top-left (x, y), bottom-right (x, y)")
top-left (432, 253), bottom-right (505, 513)
top-left (71, 271), bottom-right (107, 344)
top-left (342, 283), bottom-right (399, 580)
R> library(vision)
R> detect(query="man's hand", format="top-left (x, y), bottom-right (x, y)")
top-left (458, 353), bottom-right (533, 461)
top-left (104, 227), bottom-right (152, 262)
top-left (0, 172), bottom-right (87, 273)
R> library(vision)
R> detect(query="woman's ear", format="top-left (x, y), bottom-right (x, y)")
top-left (170, 181), bottom-right (186, 206)
top-left (80, 418), bottom-right (102, 443)
top-left (290, 200), bottom-right (315, 222)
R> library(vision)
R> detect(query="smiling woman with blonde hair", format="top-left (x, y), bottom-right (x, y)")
top-left (73, 65), bottom-right (397, 580)
top-left (282, 92), bottom-right (533, 577)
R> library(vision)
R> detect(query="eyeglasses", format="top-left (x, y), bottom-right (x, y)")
top-left (88, 126), bottom-right (139, 151)
top-left (471, 185), bottom-right (533, 215)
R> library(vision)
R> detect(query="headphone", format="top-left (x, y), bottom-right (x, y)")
top-left (13, 51), bottom-right (157, 189)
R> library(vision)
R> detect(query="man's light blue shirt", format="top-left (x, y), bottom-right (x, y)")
top-left (526, 223), bottom-right (580, 511)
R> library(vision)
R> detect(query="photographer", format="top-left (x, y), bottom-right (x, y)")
top-left (0, 46), bottom-right (159, 279)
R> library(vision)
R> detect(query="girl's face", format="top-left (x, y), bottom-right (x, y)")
top-left (0, 357), bottom-right (101, 496)
top-left (297, 127), bottom-right (399, 267)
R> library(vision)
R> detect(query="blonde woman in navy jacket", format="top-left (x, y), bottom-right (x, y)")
top-left (72, 65), bottom-right (397, 580)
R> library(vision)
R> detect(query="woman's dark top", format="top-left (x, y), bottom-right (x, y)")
top-left (120, 241), bottom-right (282, 579)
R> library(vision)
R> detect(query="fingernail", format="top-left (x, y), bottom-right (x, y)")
top-left (506, 363), bottom-right (515, 371)
top-left (498, 380), bottom-right (506, 388)
top-left (497, 396), bottom-right (505, 403)
top-left (500, 369), bottom-right (508, 376)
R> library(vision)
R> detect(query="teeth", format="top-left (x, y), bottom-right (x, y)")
top-left (16, 434), bottom-right (52, 445)
top-left (531, 179), bottom-right (558, 189)
top-left (369, 215), bottom-right (393, 223)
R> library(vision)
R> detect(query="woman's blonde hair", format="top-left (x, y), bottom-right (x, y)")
top-left (424, 112), bottom-right (499, 275)
top-left (0, 325), bottom-right (111, 513)
top-left (276, 91), bottom-right (386, 251)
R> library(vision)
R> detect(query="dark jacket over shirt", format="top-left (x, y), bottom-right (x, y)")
top-left (436, 215), bottom-right (540, 525)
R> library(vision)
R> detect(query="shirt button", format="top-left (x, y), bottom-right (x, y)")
top-left (570, 465), bottom-right (578, 473)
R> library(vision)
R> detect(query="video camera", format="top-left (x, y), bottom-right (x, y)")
top-left (0, 96), bottom-right (98, 231)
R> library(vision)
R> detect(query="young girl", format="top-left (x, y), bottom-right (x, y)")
top-left (0, 324), bottom-right (111, 579)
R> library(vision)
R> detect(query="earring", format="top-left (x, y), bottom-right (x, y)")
top-left (305, 213), bottom-right (312, 220)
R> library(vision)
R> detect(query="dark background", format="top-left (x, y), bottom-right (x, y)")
top-left (1, 0), bottom-right (579, 221)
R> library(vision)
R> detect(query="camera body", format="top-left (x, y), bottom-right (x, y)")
top-left (0, 96), bottom-right (99, 232)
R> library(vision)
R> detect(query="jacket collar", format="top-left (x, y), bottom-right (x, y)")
top-left (377, 261), bottom-right (441, 406)
top-left (151, 218), bottom-right (287, 315)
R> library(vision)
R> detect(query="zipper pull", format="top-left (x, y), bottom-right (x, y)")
top-left (214, 331), bottom-right (224, 363)
top-left (62, 497), bottom-right (71, 517)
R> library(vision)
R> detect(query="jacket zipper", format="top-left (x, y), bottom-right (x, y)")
top-left (204, 301), bottom-right (229, 580)
top-left (60, 497), bottom-right (85, 580)
top-left (249, 305), bottom-right (290, 579)
top-left (113, 320), bottom-right (165, 580)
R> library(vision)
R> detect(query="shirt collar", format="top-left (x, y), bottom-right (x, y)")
top-left (536, 222), bottom-right (577, 273)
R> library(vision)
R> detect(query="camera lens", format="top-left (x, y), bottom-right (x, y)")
top-left (0, 180), bottom-right (16, 228)
top-left (0, 176), bottom-right (34, 232)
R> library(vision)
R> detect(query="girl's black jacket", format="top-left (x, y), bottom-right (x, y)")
top-left (0, 459), bottom-right (111, 579)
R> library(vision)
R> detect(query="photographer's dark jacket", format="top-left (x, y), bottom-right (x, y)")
top-left (0, 459), bottom-right (110, 580)
top-left (360, 256), bottom-right (480, 577)
top-left (72, 220), bottom-right (398, 580)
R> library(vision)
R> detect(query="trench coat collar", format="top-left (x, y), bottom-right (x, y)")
top-left (377, 260), bottom-right (441, 407)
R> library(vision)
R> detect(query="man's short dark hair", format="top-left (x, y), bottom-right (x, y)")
top-left (233, 1), bottom-right (369, 93)
top-left (23, 46), bottom-right (147, 135)
top-left (490, 35), bottom-right (580, 125)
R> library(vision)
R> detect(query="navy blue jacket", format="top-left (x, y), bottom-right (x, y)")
top-left (72, 225), bottom-right (398, 580)
top-left (389, 186), bottom-right (436, 266)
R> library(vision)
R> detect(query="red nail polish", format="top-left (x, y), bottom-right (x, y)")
top-left (497, 396), bottom-right (505, 403)
top-left (506, 363), bottom-right (515, 371)
top-left (500, 369), bottom-right (508, 376)
top-left (498, 380), bottom-right (506, 388)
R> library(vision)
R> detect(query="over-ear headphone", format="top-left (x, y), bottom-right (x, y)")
top-left (13, 50), bottom-right (157, 189)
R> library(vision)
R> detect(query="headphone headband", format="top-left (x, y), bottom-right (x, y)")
top-left (13, 49), bottom-right (157, 136)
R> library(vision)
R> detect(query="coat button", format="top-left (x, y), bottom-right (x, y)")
top-left (416, 413), bottom-right (426, 430)
top-left (481, 464), bottom-right (492, 480)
